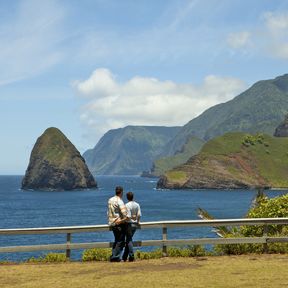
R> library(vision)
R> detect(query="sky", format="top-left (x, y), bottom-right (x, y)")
top-left (1, 0), bottom-right (288, 175)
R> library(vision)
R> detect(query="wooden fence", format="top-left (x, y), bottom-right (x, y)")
top-left (0, 218), bottom-right (288, 259)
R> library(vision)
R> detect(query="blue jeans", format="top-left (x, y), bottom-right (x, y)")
top-left (110, 223), bottom-right (126, 261)
top-left (123, 223), bottom-right (138, 261)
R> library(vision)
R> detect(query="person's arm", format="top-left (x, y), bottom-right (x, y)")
top-left (115, 200), bottom-right (128, 224)
top-left (137, 205), bottom-right (142, 224)
top-left (127, 206), bottom-right (131, 221)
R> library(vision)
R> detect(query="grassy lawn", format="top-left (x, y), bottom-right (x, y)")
top-left (0, 255), bottom-right (288, 288)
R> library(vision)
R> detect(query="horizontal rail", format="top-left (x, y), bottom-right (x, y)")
top-left (0, 218), bottom-right (287, 258)
top-left (1, 218), bottom-right (288, 235)
top-left (1, 237), bottom-right (287, 254)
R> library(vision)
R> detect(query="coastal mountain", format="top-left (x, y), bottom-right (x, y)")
top-left (22, 127), bottom-right (97, 191)
top-left (84, 73), bottom-right (288, 176)
top-left (162, 74), bottom-right (288, 157)
top-left (83, 126), bottom-right (180, 175)
top-left (157, 132), bottom-right (288, 189)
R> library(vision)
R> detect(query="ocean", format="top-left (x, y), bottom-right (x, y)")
top-left (0, 175), bottom-right (286, 261)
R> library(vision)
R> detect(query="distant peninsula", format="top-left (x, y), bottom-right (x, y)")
top-left (157, 132), bottom-right (288, 190)
top-left (22, 127), bottom-right (97, 191)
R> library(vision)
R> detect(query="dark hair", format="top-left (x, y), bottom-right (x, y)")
top-left (115, 186), bottom-right (123, 196)
top-left (126, 191), bottom-right (134, 201)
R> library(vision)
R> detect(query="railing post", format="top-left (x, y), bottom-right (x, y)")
top-left (263, 225), bottom-right (268, 254)
top-left (162, 226), bottom-right (168, 257)
top-left (66, 233), bottom-right (71, 260)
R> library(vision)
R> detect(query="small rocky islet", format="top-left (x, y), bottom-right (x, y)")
top-left (22, 127), bottom-right (97, 191)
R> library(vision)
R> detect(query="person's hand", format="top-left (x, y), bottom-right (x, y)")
top-left (115, 218), bottom-right (122, 225)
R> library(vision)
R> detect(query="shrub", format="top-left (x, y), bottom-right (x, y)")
top-left (82, 246), bottom-right (208, 261)
top-left (82, 248), bottom-right (111, 261)
top-left (136, 249), bottom-right (162, 260)
top-left (26, 253), bottom-right (67, 263)
top-left (242, 133), bottom-right (265, 147)
top-left (215, 193), bottom-right (288, 255)
top-left (137, 246), bottom-right (207, 259)
top-left (42, 253), bottom-right (67, 262)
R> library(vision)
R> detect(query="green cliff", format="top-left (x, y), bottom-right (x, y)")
top-left (162, 74), bottom-right (288, 157)
top-left (22, 127), bottom-right (97, 191)
top-left (83, 126), bottom-right (180, 175)
top-left (157, 132), bottom-right (288, 189)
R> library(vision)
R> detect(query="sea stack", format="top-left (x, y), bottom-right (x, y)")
top-left (274, 114), bottom-right (288, 137)
top-left (22, 127), bottom-right (97, 191)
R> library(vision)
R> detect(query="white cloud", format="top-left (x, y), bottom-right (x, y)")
top-left (0, 0), bottom-right (65, 86)
top-left (227, 31), bottom-right (251, 49)
top-left (263, 11), bottom-right (288, 59)
top-left (227, 11), bottom-right (288, 59)
top-left (73, 69), bottom-right (117, 98)
top-left (74, 68), bottom-right (246, 139)
top-left (264, 11), bottom-right (288, 33)
top-left (271, 43), bottom-right (288, 59)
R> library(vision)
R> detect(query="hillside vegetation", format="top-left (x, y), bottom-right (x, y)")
top-left (157, 132), bottom-right (288, 189)
top-left (162, 74), bottom-right (288, 156)
top-left (150, 137), bottom-right (205, 176)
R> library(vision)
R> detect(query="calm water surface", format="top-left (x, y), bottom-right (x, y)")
top-left (0, 175), bottom-right (286, 261)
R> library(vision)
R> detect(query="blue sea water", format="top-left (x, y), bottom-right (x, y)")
top-left (0, 175), bottom-right (286, 261)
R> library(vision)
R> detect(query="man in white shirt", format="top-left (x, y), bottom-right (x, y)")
top-left (122, 191), bottom-right (141, 262)
top-left (107, 186), bottom-right (128, 262)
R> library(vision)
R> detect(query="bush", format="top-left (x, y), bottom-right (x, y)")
top-left (215, 193), bottom-right (288, 255)
top-left (242, 194), bottom-right (288, 237)
top-left (137, 246), bottom-right (207, 259)
top-left (82, 246), bottom-right (208, 261)
top-left (242, 133), bottom-right (265, 147)
top-left (136, 249), bottom-right (162, 260)
top-left (82, 248), bottom-right (111, 261)
top-left (26, 253), bottom-right (67, 263)
top-left (214, 241), bottom-right (288, 255)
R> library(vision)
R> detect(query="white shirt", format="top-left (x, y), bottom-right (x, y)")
top-left (107, 196), bottom-right (127, 226)
top-left (126, 201), bottom-right (141, 224)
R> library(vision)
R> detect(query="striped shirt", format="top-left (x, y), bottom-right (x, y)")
top-left (126, 201), bottom-right (141, 224)
top-left (107, 195), bottom-right (128, 226)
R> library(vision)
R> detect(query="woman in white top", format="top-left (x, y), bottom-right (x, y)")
top-left (123, 191), bottom-right (141, 262)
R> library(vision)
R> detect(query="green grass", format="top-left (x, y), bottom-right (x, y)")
top-left (201, 132), bottom-right (247, 156)
top-left (166, 171), bottom-right (189, 184)
top-left (1, 255), bottom-right (288, 288)
top-left (152, 137), bottom-right (204, 176)
top-left (35, 127), bottom-right (78, 166)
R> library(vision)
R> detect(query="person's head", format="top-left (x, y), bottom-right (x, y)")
top-left (115, 186), bottom-right (123, 197)
top-left (126, 191), bottom-right (134, 201)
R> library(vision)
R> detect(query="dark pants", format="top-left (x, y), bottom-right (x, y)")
top-left (110, 223), bottom-right (127, 261)
top-left (123, 223), bottom-right (138, 261)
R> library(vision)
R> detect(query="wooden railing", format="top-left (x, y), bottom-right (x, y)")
top-left (0, 218), bottom-right (288, 259)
